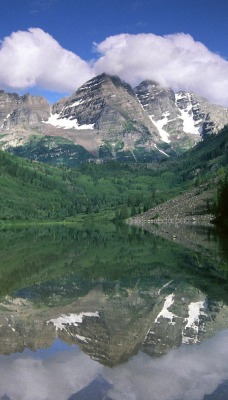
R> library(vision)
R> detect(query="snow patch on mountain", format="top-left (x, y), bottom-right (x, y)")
top-left (75, 334), bottom-right (90, 343)
top-left (175, 93), bottom-right (202, 135)
top-left (155, 294), bottom-right (177, 325)
top-left (48, 311), bottom-right (99, 331)
top-left (157, 280), bottom-right (173, 295)
top-left (43, 113), bottom-right (94, 130)
top-left (79, 76), bottom-right (106, 91)
top-left (65, 99), bottom-right (85, 108)
top-left (154, 144), bottom-right (170, 157)
top-left (182, 301), bottom-right (206, 344)
top-left (149, 114), bottom-right (170, 143)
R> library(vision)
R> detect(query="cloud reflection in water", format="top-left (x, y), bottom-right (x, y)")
top-left (0, 330), bottom-right (228, 400)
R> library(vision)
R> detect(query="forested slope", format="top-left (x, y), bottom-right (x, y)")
top-left (0, 125), bottom-right (227, 223)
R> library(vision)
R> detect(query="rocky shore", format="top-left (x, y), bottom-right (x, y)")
top-left (128, 183), bottom-right (216, 226)
top-left (127, 183), bottom-right (218, 253)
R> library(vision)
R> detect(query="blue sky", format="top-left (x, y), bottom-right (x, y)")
top-left (0, 0), bottom-right (228, 105)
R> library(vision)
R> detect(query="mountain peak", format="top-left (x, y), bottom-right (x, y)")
top-left (76, 73), bottom-right (134, 96)
top-left (1, 73), bottom-right (228, 165)
top-left (136, 80), bottom-right (160, 89)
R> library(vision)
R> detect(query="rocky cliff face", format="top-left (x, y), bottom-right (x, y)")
top-left (0, 74), bottom-right (228, 164)
top-left (0, 91), bottom-right (50, 131)
top-left (135, 80), bottom-right (228, 151)
top-left (0, 90), bottom-right (50, 150)
top-left (0, 280), bottom-right (228, 366)
top-left (43, 73), bottom-right (169, 161)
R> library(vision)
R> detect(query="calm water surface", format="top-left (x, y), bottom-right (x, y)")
top-left (0, 223), bottom-right (227, 400)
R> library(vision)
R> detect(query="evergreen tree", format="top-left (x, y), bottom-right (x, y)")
top-left (215, 172), bottom-right (228, 224)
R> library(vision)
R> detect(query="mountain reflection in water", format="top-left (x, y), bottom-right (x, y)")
top-left (0, 223), bottom-right (227, 400)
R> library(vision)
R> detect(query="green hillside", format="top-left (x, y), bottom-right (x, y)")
top-left (171, 125), bottom-right (228, 183)
top-left (0, 150), bottom-right (181, 223)
top-left (0, 126), bottom-right (227, 224)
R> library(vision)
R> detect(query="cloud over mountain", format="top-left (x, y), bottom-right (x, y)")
top-left (0, 28), bottom-right (228, 106)
top-left (0, 28), bottom-right (93, 93)
top-left (93, 33), bottom-right (228, 107)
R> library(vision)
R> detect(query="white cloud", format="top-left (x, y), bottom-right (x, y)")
top-left (0, 346), bottom-right (102, 400)
top-left (0, 29), bottom-right (228, 106)
top-left (1, 330), bottom-right (228, 399)
top-left (107, 330), bottom-right (228, 400)
top-left (0, 28), bottom-right (93, 93)
top-left (93, 33), bottom-right (228, 107)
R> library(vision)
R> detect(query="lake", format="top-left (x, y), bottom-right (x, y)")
top-left (0, 222), bottom-right (227, 400)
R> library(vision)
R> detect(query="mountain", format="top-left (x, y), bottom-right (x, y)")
top-left (135, 80), bottom-right (228, 152)
top-left (1, 278), bottom-right (228, 364)
top-left (43, 73), bottom-right (175, 162)
top-left (0, 90), bottom-right (50, 142)
top-left (1, 74), bottom-right (228, 165)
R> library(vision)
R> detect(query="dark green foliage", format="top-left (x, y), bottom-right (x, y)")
top-left (0, 150), bottom-right (77, 221)
top-left (0, 150), bottom-right (178, 222)
top-left (173, 125), bottom-right (228, 182)
top-left (98, 144), bottom-right (113, 159)
top-left (0, 124), bottom-right (227, 223)
top-left (213, 171), bottom-right (228, 226)
top-left (123, 120), bottom-right (137, 133)
top-left (0, 224), bottom-right (228, 304)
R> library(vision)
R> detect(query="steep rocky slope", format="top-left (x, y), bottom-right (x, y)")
top-left (135, 80), bottom-right (228, 152)
top-left (128, 183), bottom-right (215, 225)
top-left (44, 73), bottom-right (169, 161)
top-left (0, 280), bottom-right (228, 365)
top-left (0, 74), bottom-right (228, 165)
top-left (0, 90), bottom-right (50, 147)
